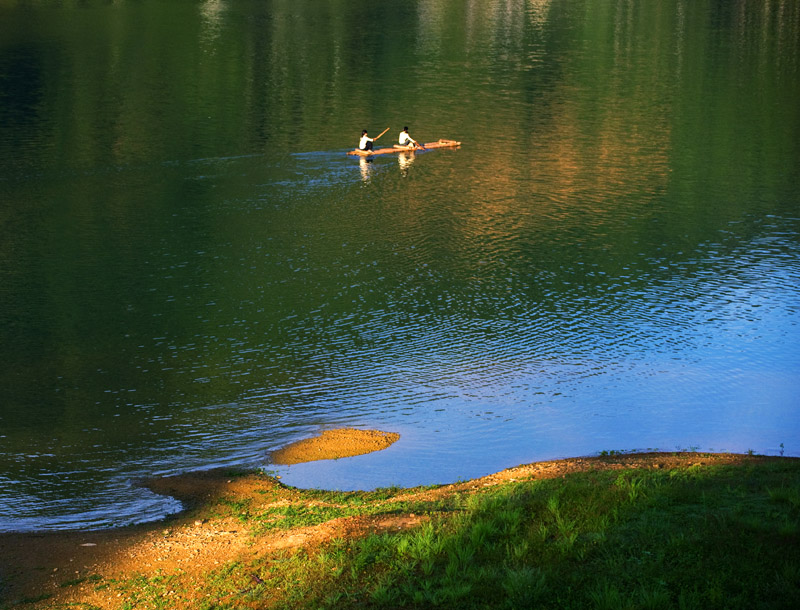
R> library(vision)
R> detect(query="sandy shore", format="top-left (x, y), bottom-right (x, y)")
top-left (0, 430), bottom-right (786, 608)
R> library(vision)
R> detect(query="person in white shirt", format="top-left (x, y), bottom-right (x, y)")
top-left (357, 127), bottom-right (389, 152)
top-left (399, 126), bottom-right (419, 148)
top-left (359, 130), bottom-right (374, 151)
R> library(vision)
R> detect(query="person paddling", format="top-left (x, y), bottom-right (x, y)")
top-left (399, 126), bottom-right (420, 149)
top-left (359, 127), bottom-right (390, 152)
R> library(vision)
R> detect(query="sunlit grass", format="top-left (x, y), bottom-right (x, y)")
top-left (41, 458), bottom-right (800, 610)
top-left (262, 460), bottom-right (800, 609)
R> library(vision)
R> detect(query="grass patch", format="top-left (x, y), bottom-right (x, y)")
top-left (251, 461), bottom-right (799, 609)
top-left (210, 483), bottom-right (460, 536)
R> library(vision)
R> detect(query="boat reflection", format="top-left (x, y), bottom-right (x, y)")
top-left (398, 150), bottom-right (415, 176)
top-left (359, 156), bottom-right (373, 182)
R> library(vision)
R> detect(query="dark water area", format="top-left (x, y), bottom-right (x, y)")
top-left (1, 0), bottom-right (799, 531)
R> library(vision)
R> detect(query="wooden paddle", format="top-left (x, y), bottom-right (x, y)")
top-left (374, 127), bottom-right (390, 141)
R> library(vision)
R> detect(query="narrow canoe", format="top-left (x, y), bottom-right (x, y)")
top-left (347, 139), bottom-right (461, 156)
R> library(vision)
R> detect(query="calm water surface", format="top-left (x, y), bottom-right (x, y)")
top-left (1, 0), bottom-right (799, 531)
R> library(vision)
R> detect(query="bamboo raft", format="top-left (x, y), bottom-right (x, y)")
top-left (347, 139), bottom-right (462, 156)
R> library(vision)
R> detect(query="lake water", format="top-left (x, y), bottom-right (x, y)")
top-left (1, 0), bottom-right (799, 532)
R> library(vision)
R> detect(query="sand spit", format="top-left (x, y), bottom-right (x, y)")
top-left (268, 428), bottom-right (400, 465)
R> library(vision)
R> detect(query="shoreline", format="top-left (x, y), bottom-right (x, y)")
top-left (1, 450), bottom-right (794, 607)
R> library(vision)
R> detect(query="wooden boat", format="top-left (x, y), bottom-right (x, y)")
top-left (347, 139), bottom-right (461, 156)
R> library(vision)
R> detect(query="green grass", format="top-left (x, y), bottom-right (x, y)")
top-left (20, 458), bottom-right (800, 609)
top-left (212, 484), bottom-right (459, 536)
top-left (255, 460), bottom-right (800, 609)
